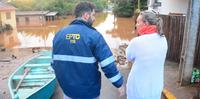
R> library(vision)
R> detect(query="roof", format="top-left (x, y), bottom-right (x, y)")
top-left (0, 2), bottom-right (16, 11)
top-left (45, 12), bottom-right (58, 16)
top-left (16, 11), bottom-right (49, 16)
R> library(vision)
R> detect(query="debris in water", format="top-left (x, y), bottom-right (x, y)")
top-left (12, 54), bottom-right (17, 59)
top-left (115, 43), bottom-right (132, 68)
top-left (32, 47), bottom-right (40, 53)
top-left (2, 76), bottom-right (8, 80)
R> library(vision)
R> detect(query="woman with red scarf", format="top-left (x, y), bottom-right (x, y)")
top-left (126, 11), bottom-right (168, 99)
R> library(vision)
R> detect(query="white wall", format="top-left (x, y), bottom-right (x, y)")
top-left (150, 0), bottom-right (189, 15)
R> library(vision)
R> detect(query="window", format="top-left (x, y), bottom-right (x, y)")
top-left (39, 16), bottom-right (43, 20)
top-left (6, 12), bottom-right (11, 20)
top-left (0, 13), bottom-right (2, 26)
top-left (25, 17), bottom-right (29, 25)
top-left (16, 17), bottom-right (19, 23)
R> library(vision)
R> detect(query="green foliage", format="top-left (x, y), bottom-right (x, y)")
top-left (45, 0), bottom-right (74, 15)
top-left (113, 0), bottom-right (134, 17)
top-left (9, 0), bottom-right (107, 15)
top-left (111, 0), bottom-right (147, 17)
top-left (9, 0), bottom-right (35, 11)
top-left (134, 0), bottom-right (148, 11)
top-left (92, 0), bottom-right (108, 12)
top-left (0, 24), bottom-right (13, 34)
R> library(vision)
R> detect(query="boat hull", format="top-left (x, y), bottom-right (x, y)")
top-left (8, 51), bottom-right (56, 99)
top-left (27, 78), bottom-right (56, 99)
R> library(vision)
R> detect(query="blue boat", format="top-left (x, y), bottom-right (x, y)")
top-left (8, 51), bottom-right (56, 99)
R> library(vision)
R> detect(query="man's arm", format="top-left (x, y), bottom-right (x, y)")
top-left (93, 34), bottom-right (124, 88)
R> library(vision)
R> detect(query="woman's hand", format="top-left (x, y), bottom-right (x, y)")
top-left (118, 85), bottom-right (125, 96)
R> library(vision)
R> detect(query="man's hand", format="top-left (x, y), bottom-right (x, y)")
top-left (118, 85), bottom-right (125, 96)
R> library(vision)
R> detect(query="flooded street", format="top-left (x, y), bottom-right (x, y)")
top-left (0, 0), bottom-right (199, 98)
top-left (0, 13), bottom-right (136, 49)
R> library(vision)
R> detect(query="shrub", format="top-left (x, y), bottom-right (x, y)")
top-left (0, 24), bottom-right (13, 34)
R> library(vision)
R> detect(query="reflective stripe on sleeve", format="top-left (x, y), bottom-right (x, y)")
top-left (109, 73), bottom-right (122, 83)
top-left (100, 56), bottom-right (115, 67)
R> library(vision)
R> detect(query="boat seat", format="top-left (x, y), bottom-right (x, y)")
top-left (23, 79), bottom-right (49, 82)
top-left (24, 63), bottom-right (50, 68)
top-left (13, 75), bottom-right (54, 80)
top-left (29, 71), bottom-right (51, 75)
top-left (20, 82), bottom-right (46, 87)
top-left (30, 69), bottom-right (49, 72)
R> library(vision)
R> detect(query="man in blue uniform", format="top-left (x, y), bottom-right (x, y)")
top-left (52, 1), bottom-right (124, 99)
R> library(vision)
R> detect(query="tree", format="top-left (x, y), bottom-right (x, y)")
top-left (113, 0), bottom-right (134, 17)
top-left (9, 0), bottom-right (35, 11)
top-left (9, 0), bottom-right (108, 15)
top-left (134, 0), bottom-right (148, 11)
top-left (92, 0), bottom-right (108, 12)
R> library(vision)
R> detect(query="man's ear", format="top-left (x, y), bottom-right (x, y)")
top-left (144, 20), bottom-right (150, 25)
top-left (82, 12), bottom-right (90, 20)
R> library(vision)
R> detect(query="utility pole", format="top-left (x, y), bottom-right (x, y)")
top-left (178, 0), bottom-right (200, 85)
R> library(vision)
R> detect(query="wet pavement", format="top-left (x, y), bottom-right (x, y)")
top-left (51, 61), bottom-right (198, 99)
top-left (51, 68), bottom-right (129, 99)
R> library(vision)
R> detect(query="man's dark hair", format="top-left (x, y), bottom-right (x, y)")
top-left (74, 1), bottom-right (96, 18)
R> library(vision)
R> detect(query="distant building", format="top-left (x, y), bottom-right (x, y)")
top-left (46, 12), bottom-right (58, 21)
top-left (16, 11), bottom-right (49, 27)
top-left (148, 0), bottom-right (188, 15)
top-left (16, 11), bottom-right (58, 27)
top-left (0, 2), bottom-right (16, 28)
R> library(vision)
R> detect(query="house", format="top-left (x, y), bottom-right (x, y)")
top-left (0, 2), bottom-right (19, 48)
top-left (148, 0), bottom-right (189, 15)
top-left (16, 11), bottom-right (49, 27)
top-left (0, 2), bottom-right (16, 28)
top-left (16, 11), bottom-right (58, 27)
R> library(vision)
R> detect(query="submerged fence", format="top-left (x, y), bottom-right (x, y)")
top-left (160, 15), bottom-right (200, 68)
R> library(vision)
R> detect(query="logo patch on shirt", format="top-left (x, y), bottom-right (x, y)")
top-left (66, 34), bottom-right (80, 44)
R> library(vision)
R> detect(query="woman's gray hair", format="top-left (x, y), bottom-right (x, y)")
top-left (140, 10), bottom-right (164, 36)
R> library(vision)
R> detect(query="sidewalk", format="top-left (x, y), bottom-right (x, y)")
top-left (164, 61), bottom-right (197, 99)
top-left (51, 68), bottom-right (129, 99)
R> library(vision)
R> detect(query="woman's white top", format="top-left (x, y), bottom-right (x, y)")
top-left (126, 33), bottom-right (168, 99)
